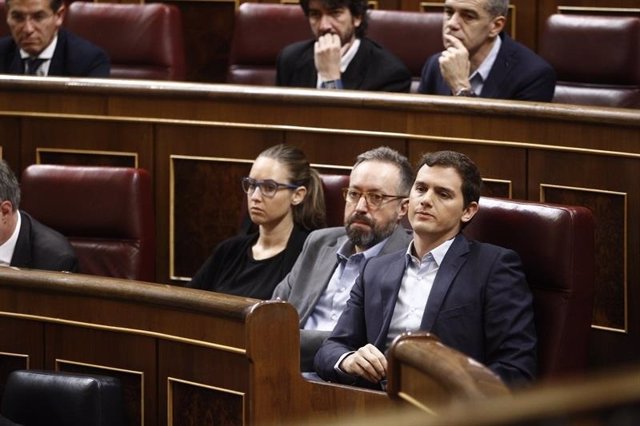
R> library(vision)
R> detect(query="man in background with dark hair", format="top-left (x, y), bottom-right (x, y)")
top-left (0, 0), bottom-right (109, 76)
top-left (0, 160), bottom-right (77, 272)
top-left (276, 0), bottom-right (411, 92)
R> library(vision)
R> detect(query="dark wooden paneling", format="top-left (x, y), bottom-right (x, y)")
top-left (0, 268), bottom-right (395, 425)
top-left (19, 117), bottom-right (154, 172)
top-left (0, 117), bottom-right (21, 169)
top-left (154, 0), bottom-right (236, 82)
top-left (159, 342), bottom-right (250, 425)
top-left (45, 326), bottom-right (155, 426)
top-left (529, 149), bottom-right (640, 369)
top-left (172, 157), bottom-right (252, 279)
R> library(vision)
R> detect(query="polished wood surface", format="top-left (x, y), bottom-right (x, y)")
top-left (0, 76), bottom-right (638, 374)
top-left (0, 268), bottom-right (395, 425)
top-left (387, 333), bottom-right (510, 413)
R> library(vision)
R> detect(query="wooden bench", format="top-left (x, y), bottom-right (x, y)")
top-left (0, 268), bottom-right (395, 425)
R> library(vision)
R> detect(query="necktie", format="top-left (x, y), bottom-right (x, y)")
top-left (24, 57), bottom-right (46, 75)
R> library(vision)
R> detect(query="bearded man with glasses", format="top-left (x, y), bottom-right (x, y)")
top-left (1, 0), bottom-right (109, 76)
top-left (273, 146), bottom-right (413, 371)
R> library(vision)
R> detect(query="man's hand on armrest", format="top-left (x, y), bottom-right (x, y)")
top-left (339, 343), bottom-right (387, 384)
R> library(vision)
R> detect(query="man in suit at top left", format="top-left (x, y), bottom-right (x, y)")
top-left (0, 0), bottom-right (110, 77)
top-left (0, 160), bottom-right (78, 272)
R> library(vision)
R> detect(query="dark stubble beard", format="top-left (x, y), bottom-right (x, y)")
top-left (345, 212), bottom-right (398, 250)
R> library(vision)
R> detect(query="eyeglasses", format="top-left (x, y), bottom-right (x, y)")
top-left (8, 11), bottom-right (56, 25)
top-left (342, 188), bottom-right (407, 209)
top-left (241, 177), bottom-right (299, 198)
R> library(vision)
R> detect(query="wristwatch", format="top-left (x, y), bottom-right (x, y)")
top-left (454, 87), bottom-right (477, 97)
top-left (320, 79), bottom-right (344, 90)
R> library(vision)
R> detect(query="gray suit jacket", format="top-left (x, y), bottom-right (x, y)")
top-left (272, 225), bottom-right (412, 370)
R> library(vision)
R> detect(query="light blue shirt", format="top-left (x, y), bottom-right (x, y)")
top-left (303, 235), bottom-right (388, 331)
top-left (385, 237), bottom-right (454, 349)
top-left (469, 35), bottom-right (502, 96)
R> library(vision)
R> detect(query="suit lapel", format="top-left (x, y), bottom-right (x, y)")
top-left (481, 34), bottom-right (517, 98)
top-left (8, 46), bottom-right (24, 74)
top-left (10, 212), bottom-right (32, 268)
top-left (341, 38), bottom-right (369, 90)
top-left (47, 31), bottom-right (66, 76)
top-left (374, 252), bottom-right (406, 346)
top-left (419, 234), bottom-right (470, 330)
top-left (298, 234), bottom-right (346, 323)
top-left (294, 43), bottom-right (318, 87)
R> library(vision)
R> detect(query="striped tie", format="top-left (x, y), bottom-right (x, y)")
top-left (24, 57), bottom-right (46, 75)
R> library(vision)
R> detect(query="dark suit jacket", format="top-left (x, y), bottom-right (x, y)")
top-left (314, 233), bottom-right (537, 389)
top-left (272, 225), bottom-right (412, 371)
top-left (276, 37), bottom-right (411, 92)
top-left (0, 28), bottom-right (110, 77)
top-left (10, 211), bottom-right (78, 272)
top-left (417, 33), bottom-right (555, 102)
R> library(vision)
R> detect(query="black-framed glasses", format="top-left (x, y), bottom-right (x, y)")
top-left (241, 177), bottom-right (299, 198)
top-left (342, 188), bottom-right (407, 209)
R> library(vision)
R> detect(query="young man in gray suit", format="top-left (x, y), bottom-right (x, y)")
top-left (272, 146), bottom-right (413, 370)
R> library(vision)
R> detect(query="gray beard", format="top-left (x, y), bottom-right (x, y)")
top-left (345, 220), bottom-right (396, 250)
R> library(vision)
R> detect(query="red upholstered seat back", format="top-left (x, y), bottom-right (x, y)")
top-left (464, 197), bottom-right (595, 379)
top-left (20, 165), bottom-right (156, 282)
top-left (540, 14), bottom-right (640, 108)
top-left (227, 3), bottom-right (310, 85)
top-left (319, 174), bottom-right (350, 228)
top-left (0, 0), bottom-right (9, 38)
top-left (64, 2), bottom-right (186, 81)
top-left (368, 10), bottom-right (443, 93)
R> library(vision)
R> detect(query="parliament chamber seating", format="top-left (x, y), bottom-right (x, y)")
top-left (64, 2), bottom-right (186, 81)
top-left (227, 3), bottom-right (310, 85)
top-left (19, 165), bottom-right (156, 282)
top-left (367, 10), bottom-right (443, 93)
top-left (463, 197), bottom-right (595, 380)
top-left (0, 370), bottom-right (126, 426)
top-left (319, 173), bottom-right (350, 227)
top-left (226, 4), bottom-right (443, 91)
top-left (539, 14), bottom-right (640, 108)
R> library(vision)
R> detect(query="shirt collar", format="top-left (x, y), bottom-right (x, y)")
top-left (339, 38), bottom-right (360, 73)
top-left (405, 236), bottom-right (455, 267)
top-left (20, 33), bottom-right (58, 60)
top-left (0, 211), bottom-right (21, 266)
top-left (469, 34), bottom-right (502, 85)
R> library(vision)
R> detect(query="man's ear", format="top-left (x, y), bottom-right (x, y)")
top-left (461, 201), bottom-right (479, 224)
top-left (397, 198), bottom-right (409, 220)
top-left (0, 200), bottom-right (14, 220)
top-left (55, 4), bottom-right (66, 26)
top-left (489, 15), bottom-right (506, 38)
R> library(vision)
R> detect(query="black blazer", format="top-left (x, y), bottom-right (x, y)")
top-left (0, 28), bottom-right (110, 77)
top-left (418, 33), bottom-right (556, 102)
top-left (276, 37), bottom-right (411, 92)
top-left (11, 211), bottom-right (78, 272)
